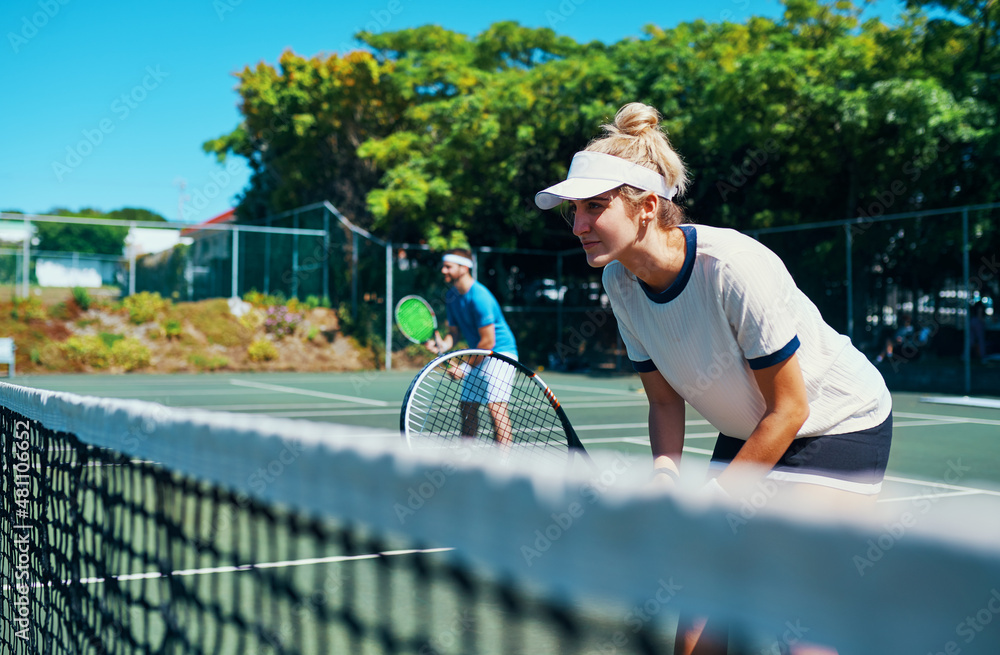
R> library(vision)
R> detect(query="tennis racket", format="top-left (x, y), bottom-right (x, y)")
top-left (395, 295), bottom-right (445, 353)
top-left (400, 349), bottom-right (590, 466)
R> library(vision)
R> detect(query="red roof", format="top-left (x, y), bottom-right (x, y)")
top-left (181, 208), bottom-right (236, 236)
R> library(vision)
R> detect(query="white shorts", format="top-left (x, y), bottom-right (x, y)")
top-left (460, 353), bottom-right (517, 405)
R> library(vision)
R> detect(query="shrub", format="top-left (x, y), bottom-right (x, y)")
top-left (62, 335), bottom-right (110, 368)
top-left (110, 338), bottom-right (151, 371)
top-left (263, 306), bottom-right (302, 339)
top-left (247, 338), bottom-right (278, 362)
top-left (11, 296), bottom-right (46, 321)
top-left (163, 319), bottom-right (183, 339)
top-left (122, 291), bottom-right (169, 324)
top-left (72, 286), bottom-right (92, 310)
top-left (188, 353), bottom-right (229, 371)
top-left (99, 332), bottom-right (124, 349)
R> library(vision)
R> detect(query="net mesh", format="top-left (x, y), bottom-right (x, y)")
top-left (3, 382), bottom-right (1000, 654)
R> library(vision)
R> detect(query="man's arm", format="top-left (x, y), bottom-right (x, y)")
top-left (475, 324), bottom-right (496, 350)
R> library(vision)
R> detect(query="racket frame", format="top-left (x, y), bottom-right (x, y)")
top-left (394, 294), bottom-right (445, 352)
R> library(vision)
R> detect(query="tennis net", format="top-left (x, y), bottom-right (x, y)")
top-left (2, 382), bottom-right (1000, 654)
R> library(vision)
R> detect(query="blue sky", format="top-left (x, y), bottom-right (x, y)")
top-left (1, 0), bottom-right (911, 225)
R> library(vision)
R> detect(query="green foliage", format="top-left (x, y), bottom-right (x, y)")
top-left (208, 0), bottom-right (998, 252)
top-left (72, 286), bottom-right (92, 310)
top-left (163, 319), bottom-right (183, 340)
top-left (35, 207), bottom-right (164, 255)
top-left (122, 292), bottom-right (169, 324)
top-left (247, 338), bottom-right (278, 362)
top-left (99, 332), bottom-right (124, 349)
top-left (188, 352), bottom-right (229, 371)
top-left (109, 338), bottom-right (151, 371)
top-left (61, 335), bottom-right (110, 368)
top-left (336, 302), bottom-right (379, 347)
top-left (11, 297), bottom-right (46, 321)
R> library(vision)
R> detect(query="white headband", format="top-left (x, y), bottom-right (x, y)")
top-left (443, 254), bottom-right (474, 269)
top-left (534, 151), bottom-right (679, 210)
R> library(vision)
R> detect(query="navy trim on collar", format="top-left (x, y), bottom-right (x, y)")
top-left (638, 225), bottom-right (697, 304)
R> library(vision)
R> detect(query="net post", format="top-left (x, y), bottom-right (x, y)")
top-left (385, 242), bottom-right (393, 371)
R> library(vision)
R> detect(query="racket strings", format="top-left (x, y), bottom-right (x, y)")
top-left (405, 354), bottom-right (570, 464)
top-left (396, 298), bottom-right (436, 343)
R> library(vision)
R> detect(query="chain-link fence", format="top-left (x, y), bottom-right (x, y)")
top-left (6, 202), bottom-right (997, 393)
top-left (751, 203), bottom-right (1000, 394)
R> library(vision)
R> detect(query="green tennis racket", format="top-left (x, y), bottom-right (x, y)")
top-left (395, 295), bottom-right (445, 352)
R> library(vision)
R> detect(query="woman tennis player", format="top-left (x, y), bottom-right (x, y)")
top-left (535, 102), bottom-right (892, 655)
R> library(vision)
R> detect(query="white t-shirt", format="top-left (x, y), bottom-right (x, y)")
top-left (604, 224), bottom-right (891, 439)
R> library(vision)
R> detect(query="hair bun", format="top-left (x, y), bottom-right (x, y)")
top-left (614, 102), bottom-right (662, 137)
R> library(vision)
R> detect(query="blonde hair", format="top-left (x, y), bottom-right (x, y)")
top-left (585, 102), bottom-right (689, 227)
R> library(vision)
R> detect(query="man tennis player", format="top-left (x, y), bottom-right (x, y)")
top-left (425, 249), bottom-right (519, 445)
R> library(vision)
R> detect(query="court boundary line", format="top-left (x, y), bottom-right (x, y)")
top-left (229, 379), bottom-right (388, 406)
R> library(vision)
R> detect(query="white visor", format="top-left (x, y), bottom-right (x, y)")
top-left (534, 151), bottom-right (678, 210)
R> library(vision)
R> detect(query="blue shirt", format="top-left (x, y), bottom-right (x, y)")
top-left (446, 280), bottom-right (517, 356)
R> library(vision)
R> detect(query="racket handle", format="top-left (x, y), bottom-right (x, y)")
top-left (433, 330), bottom-right (445, 354)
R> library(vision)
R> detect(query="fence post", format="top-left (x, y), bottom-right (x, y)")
top-left (264, 215), bottom-right (271, 295)
top-left (128, 221), bottom-right (137, 296)
top-left (385, 242), bottom-right (393, 371)
top-left (962, 207), bottom-right (971, 394)
top-left (21, 218), bottom-right (30, 298)
top-left (352, 232), bottom-right (359, 321)
top-left (231, 226), bottom-right (240, 299)
top-left (844, 223), bottom-right (854, 342)
top-left (322, 210), bottom-right (330, 303)
top-left (292, 210), bottom-right (300, 300)
top-left (556, 251), bottom-right (564, 352)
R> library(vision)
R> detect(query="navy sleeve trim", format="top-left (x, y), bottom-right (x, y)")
top-left (748, 336), bottom-right (800, 370)
top-left (631, 359), bottom-right (658, 373)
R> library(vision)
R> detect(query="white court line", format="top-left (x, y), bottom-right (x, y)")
top-left (892, 419), bottom-right (976, 429)
top-left (894, 411), bottom-right (1000, 427)
top-left (563, 400), bottom-right (657, 409)
top-left (229, 379), bottom-right (388, 407)
top-left (575, 420), bottom-right (711, 432)
top-left (882, 474), bottom-right (1000, 497)
top-left (550, 384), bottom-right (643, 396)
top-left (582, 432), bottom-right (717, 445)
top-left (5, 547), bottom-right (454, 591)
top-left (921, 396), bottom-right (1000, 410)
top-left (266, 409), bottom-right (399, 419)
top-left (880, 490), bottom-right (983, 503)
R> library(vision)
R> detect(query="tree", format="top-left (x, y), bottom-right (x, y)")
top-left (203, 49), bottom-right (408, 225)
top-left (32, 207), bottom-right (165, 255)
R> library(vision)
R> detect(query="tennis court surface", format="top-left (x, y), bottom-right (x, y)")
top-left (3, 370), bottom-right (1000, 654)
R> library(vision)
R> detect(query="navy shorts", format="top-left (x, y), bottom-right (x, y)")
top-left (709, 414), bottom-right (893, 494)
